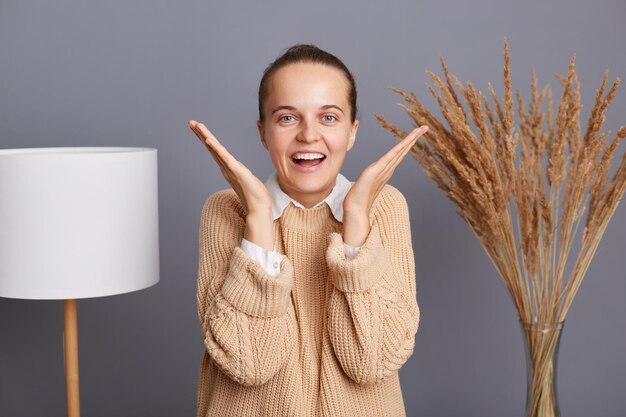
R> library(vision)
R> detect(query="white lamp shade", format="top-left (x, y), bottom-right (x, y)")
top-left (0, 147), bottom-right (159, 300)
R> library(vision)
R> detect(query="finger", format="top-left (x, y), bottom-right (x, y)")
top-left (370, 127), bottom-right (422, 176)
top-left (388, 129), bottom-right (422, 167)
top-left (379, 125), bottom-right (427, 165)
top-left (188, 121), bottom-right (260, 208)
top-left (398, 125), bottom-right (427, 149)
top-left (381, 135), bottom-right (419, 178)
top-left (189, 121), bottom-right (211, 146)
top-left (189, 124), bottom-right (227, 167)
top-left (387, 125), bottom-right (427, 161)
top-left (202, 141), bottom-right (252, 191)
top-left (189, 122), bottom-right (235, 177)
top-left (188, 120), bottom-right (219, 149)
top-left (372, 127), bottom-right (426, 186)
top-left (189, 122), bottom-right (242, 174)
top-left (189, 126), bottom-right (227, 169)
top-left (193, 122), bottom-right (242, 169)
top-left (211, 149), bottom-right (232, 177)
top-left (191, 121), bottom-right (217, 143)
top-left (204, 147), bottom-right (244, 192)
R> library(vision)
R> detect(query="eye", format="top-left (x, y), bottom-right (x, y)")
top-left (322, 114), bottom-right (337, 123)
top-left (279, 114), bottom-right (295, 123)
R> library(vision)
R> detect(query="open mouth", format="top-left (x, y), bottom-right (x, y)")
top-left (291, 152), bottom-right (326, 168)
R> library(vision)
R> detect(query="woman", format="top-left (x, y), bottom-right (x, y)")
top-left (189, 44), bottom-right (427, 417)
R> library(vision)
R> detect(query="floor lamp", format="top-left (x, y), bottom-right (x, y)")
top-left (0, 147), bottom-right (160, 417)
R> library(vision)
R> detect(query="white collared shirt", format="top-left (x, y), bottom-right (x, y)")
top-left (241, 172), bottom-right (360, 277)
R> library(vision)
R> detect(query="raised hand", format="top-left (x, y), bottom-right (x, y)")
top-left (342, 126), bottom-right (429, 247)
top-left (189, 120), bottom-right (274, 250)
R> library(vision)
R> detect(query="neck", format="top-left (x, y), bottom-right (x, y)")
top-left (278, 182), bottom-right (334, 209)
top-left (289, 191), bottom-right (327, 209)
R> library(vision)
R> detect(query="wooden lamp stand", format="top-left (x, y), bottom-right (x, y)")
top-left (64, 299), bottom-right (80, 417)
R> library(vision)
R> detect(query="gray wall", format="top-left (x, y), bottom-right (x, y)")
top-left (1, 0), bottom-right (625, 416)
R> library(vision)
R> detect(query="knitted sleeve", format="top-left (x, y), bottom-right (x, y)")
top-left (325, 185), bottom-right (420, 385)
top-left (197, 190), bottom-right (297, 386)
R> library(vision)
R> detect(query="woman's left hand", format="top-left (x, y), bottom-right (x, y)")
top-left (342, 125), bottom-right (429, 247)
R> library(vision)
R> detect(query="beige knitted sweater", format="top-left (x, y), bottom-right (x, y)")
top-left (196, 184), bottom-right (420, 417)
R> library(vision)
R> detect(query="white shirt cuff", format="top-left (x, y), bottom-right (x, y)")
top-left (342, 243), bottom-right (361, 260)
top-left (241, 238), bottom-right (286, 278)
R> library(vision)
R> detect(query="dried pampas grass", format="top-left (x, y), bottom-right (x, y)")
top-left (377, 39), bottom-right (624, 325)
top-left (377, 39), bottom-right (625, 416)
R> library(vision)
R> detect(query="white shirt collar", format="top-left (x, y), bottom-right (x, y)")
top-left (265, 172), bottom-right (352, 222)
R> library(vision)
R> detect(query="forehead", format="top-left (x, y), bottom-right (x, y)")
top-left (265, 62), bottom-right (350, 106)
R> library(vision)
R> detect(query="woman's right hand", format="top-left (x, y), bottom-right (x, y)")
top-left (189, 120), bottom-right (274, 250)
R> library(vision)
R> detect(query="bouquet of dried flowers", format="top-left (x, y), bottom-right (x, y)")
top-left (377, 39), bottom-right (625, 416)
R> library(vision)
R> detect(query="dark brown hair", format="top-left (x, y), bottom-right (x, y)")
top-left (258, 44), bottom-right (358, 123)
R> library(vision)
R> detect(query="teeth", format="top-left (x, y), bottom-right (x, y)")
top-left (292, 152), bottom-right (325, 160)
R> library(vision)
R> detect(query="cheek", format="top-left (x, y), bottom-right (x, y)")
top-left (327, 131), bottom-right (352, 154)
top-left (266, 137), bottom-right (289, 163)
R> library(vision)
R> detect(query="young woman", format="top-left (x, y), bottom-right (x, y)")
top-left (189, 44), bottom-right (427, 417)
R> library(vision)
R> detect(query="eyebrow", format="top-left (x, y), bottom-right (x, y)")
top-left (270, 105), bottom-right (345, 115)
top-left (321, 105), bottom-right (345, 114)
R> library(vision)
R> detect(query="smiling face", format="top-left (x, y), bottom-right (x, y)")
top-left (257, 62), bottom-right (359, 208)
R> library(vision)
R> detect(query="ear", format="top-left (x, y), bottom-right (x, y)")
top-left (347, 119), bottom-right (359, 151)
top-left (257, 120), bottom-right (269, 151)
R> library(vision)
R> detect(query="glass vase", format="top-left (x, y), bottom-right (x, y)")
top-left (520, 320), bottom-right (564, 417)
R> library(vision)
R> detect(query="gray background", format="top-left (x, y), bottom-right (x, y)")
top-left (1, 0), bottom-right (625, 416)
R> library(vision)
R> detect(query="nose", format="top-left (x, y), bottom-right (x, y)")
top-left (296, 118), bottom-right (320, 143)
